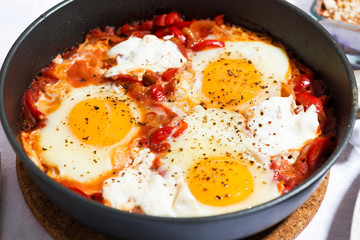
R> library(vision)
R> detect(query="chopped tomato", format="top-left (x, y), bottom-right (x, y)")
top-left (161, 68), bottom-right (179, 82)
top-left (295, 92), bottom-right (323, 114)
top-left (149, 126), bottom-right (174, 144)
top-left (150, 84), bottom-right (167, 102)
top-left (191, 39), bottom-right (225, 51)
top-left (165, 12), bottom-right (183, 25)
top-left (307, 137), bottom-right (333, 171)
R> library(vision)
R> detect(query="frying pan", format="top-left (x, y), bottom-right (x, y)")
top-left (0, 0), bottom-right (357, 239)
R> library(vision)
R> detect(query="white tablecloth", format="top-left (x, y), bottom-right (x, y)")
top-left (1, 1), bottom-right (360, 239)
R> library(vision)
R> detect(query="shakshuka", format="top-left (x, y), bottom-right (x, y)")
top-left (20, 12), bottom-right (336, 217)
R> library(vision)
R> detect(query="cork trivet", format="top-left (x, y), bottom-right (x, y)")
top-left (16, 158), bottom-right (329, 240)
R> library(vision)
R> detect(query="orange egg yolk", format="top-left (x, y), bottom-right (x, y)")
top-left (187, 157), bottom-right (254, 207)
top-left (68, 98), bottom-right (134, 146)
top-left (202, 58), bottom-right (263, 109)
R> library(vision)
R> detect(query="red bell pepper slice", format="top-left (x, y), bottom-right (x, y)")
top-left (150, 84), bottom-right (167, 102)
top-left (293, 74), bottom-right (312, 92)
top-left (24, 85), bottom-right (43, 120)
top-left (191, 39), bottom-right (225, 51)
top-left (161, 68), bottom-right (179, 82)
top-left (112, 74), bottom-right (140, 83)
top-left (295, 92), bottom-right (323, 113)
top-left (165, 12), bottom-right (183, 25)
top-left (172, 120), bottom-right (188, 138)
top-left (153, 14), bottom-right (167, 27)
top-left (149, 126), bottom-right (175, 145)
top-left (175, 20), bottom-right (194, 29)
top-left (169, 26), bottom-right (186, 45)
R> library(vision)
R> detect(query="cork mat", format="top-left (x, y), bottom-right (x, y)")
top-left (16, 158), bottom-right (330, 240)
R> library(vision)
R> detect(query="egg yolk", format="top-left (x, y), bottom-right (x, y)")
top-left (187, 157), bottom-right (254, 207)
top-left (68, 98), bottom-right (134, 146)
top-left (202, 58), bottom-right (263, 109)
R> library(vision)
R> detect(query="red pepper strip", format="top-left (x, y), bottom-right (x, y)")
top-left (162, 68), bottom-right (179, 82)
top-left (172, 120), bottom-right (188, 138)
top-left (170, 37), bottom-right (188, 58)
top-left (139, 20), bottom-right (154, 31)
top-left (295, 92), bottom-right (323, 114)
top-left (307, 137), bottom-right (333, 171)
top-left (155, 28), bottom-right (171, 39)
top-left (112, 74), bottom-right (140, 83)
top-left (153, 14), bottom-right (167, 27)
top-left (191, 39), bottom-right (225, 51)
top-left (149, 126), bottom-right (175, 145)
top-left (213, 14), bottom-right (225, 26)
top-left (175, 20), bottom-right (193, 29)
top-left (24, 87), bottom-right (43, 120)
top-left (293, 74), bottom-right (312, 92)
top-left (165, 12), bottom-right (183, 25)
top-left (150, 84), bottom-right (167, 102)
top-left (169, 26), bottom-right (186, 45)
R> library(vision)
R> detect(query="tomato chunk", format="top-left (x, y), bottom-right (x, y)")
top-left (191, 39), bottom-right (225, 51)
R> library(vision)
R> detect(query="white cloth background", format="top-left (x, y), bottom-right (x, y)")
top-left (0, 0), bottom-right (360, 239)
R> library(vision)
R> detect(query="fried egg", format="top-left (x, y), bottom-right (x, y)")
top-left (162, 107), bottom-right (280, 216)
top-left (35, 83), bottom-right (142, 192)
top-left (177, 41), bottom-right (291, 113)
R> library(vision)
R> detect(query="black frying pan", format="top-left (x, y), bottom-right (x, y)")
top-left (0, 0), bottom-right (357, 239)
